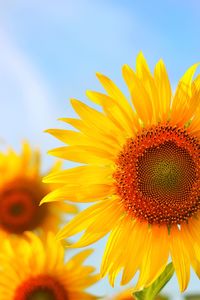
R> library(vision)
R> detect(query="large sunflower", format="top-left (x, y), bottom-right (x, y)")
top-left (0, 142), bottom-right (77, 237)
top-left (42, 53), bottom-right (200, 292)
top-left (0, 232), bottom-right (98, 299)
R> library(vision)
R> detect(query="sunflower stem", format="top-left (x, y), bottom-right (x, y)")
top-left (133, 263), bottom-right (174, 300)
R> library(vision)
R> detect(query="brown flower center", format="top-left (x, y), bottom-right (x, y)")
top-left (14, 275), bottom-right (68, 300)
top-left (114, 124), bottom-right (200, 225)
top-left (0, 179), bottom-right (47, 234)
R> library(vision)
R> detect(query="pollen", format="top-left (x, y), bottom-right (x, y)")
top-left (114, 123), bottom-right (200, 225)
top-left (14, 274), bottom-right (68, 300)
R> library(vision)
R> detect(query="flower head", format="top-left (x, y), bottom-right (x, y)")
top-left (111, 289), bottom-right (133, 300)
top-left (0, 142), bottom-right (77, 237)
top-left (43, 53), bottom-right (200, 292)
top-left (0, 232), bottom-right (99, 300)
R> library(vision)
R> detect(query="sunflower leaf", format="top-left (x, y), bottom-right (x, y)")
top-left (184, 295), bottom-right (200, 300)
top-left (133, 263), bottom-right (174, 300)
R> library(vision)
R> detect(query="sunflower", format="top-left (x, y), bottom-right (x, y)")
top-left (0, 231), bottom-right (99, 300)
top-left (0, 142), bottom-right (77, 237)
top-left (42, 53), bottom-right (200, 292)
top-left (110, 289), bottom-right (134, 300)
top-left (111, 290), bottom-right (167, 300)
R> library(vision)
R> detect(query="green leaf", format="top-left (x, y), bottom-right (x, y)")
top-left (184, 295), bottom-right (200, 300)
top-left (133, 263), bottom-right (174, 300)
top-left (155, 296), bottom-right (169, 300)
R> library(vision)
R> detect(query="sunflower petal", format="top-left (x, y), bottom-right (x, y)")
top-left (41, 183), bottom-right (115, 204)
top-left (86, 90), bottom-right (138, 136)
top-left (135, 225), bottom-right (169, 288)
top-left (56, 199), bottom-right (121, 241)
top-left (154, 59), bottom-right (171, 122)
top-left (171, 63), bottom-right (199, 125)
top-left (122, 64), bottom-right (153, 124)
top-left (170, 226), bottom-right (190, 292)
top-left (181, 223), bottom-right (200, 278)
top-left (95, 72), bottom-right (135, 122)
top-left (43, 165), bottom-right (113, 185)
top-left (136, 52), bottom-right (160, 124)
top-left (70, 199), bottom-right (124, 247)
top-left (121, 220), bottom-right (150, 286)
top-left (48, 145), bottom-right (114, 164)
top-left (71, 99), bottom-right (123, 140)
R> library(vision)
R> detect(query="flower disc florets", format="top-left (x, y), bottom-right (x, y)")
top-left (114, 123), bottom-right (200, 225)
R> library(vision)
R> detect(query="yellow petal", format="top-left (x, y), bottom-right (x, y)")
top-left (23, 232), bottom-right (45, 274)
top-left (136, 52), bottom-right (151, 77)
top-left (71, 99), bottom-right (123, 142)
top-left (46, 129), bottom-right (89, 145)
top-left (41, 183), bottom-right (115, 204)
top-left (66, 249), bottom-right (94, 269)
top-left (186, 216), bottom-right (200, 259)
top-left (95, 72), bottom-right (135, 125)
top-left (181, 222), bottom-right (200, 278)
top-left (43, 165), bottom-right (113, 185)
top-left (187, 76), bottom-right (200, 134)
top-left (170, 225), bottom-right (190, 292)
top-left (136, 224), bottom-right (169, 288)
top-left (86, 90), bottom-right (138, 136)
top-left (101, 216), bottom-right (130, 284)
top-left (48, 145), bottom-right (114, 164)
top-left (121, 220), bottom-right (150, 286)
top-left (154, 59), bottom-right (171, 122)
top-left (46, 128), bottom-right (120, 154)
top-left (59, 117), bottom-right (122, 151)
top-left (136, 52), bottom-right (160, 124)
top-left (56, 199), bottom-right (120, 241)
top-left (171, 63), bottom-right (199, 125)
top-left (21, 141), bottom-right (31, 168)
top-left (70, 198), bottom-right (124, 247)
top-left (122, 64), bottom-right (153, 124)
top-left (44, 232), bottom-right (64, 272)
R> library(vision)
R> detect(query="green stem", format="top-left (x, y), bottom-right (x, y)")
top-left (133, 263), bottom-right (174, 300)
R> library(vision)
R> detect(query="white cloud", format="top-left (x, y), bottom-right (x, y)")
top-left (0, 27), bottom-right (55, 134)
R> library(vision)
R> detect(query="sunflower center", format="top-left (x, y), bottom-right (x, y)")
top-left (10, 201), bottom-right (25, 215)
top-left (28, 290), bottom-right (54, 300)
top-left (114, 124), bottom-right (200, 225)
top-left (0, 180), bottom-right (47, 234)
top-left (14, 275), bottom-right (68, 300)
top-left (137, 141), bottom-right (196, 200)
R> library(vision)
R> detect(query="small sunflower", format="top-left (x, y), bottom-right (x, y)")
top-left (111, 289), bottom-right (133, 300)
top-left (111, 290), bottom-right (167, 300)
top-left (0, 142), bottom-right (77, 237)
top-left (0, 232), bottom-right (99, 300)
top-left (42, 53), bottom-right (200, 291)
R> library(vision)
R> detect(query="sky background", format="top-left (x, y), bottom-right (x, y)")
top-left (0, 1), bottom-right (200, 299)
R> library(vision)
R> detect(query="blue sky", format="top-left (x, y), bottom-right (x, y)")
top-left (0, 1), bottom-right (200, 299)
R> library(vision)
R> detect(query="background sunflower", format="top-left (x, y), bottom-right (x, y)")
top-left (0, 232), bottom-right (99, 300)
top-left (0, 142), bottom-right (77, 238)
